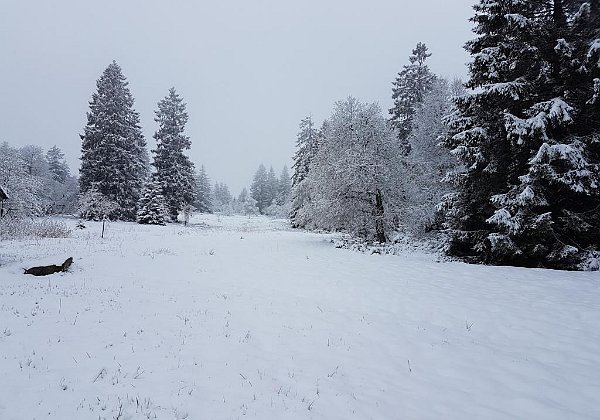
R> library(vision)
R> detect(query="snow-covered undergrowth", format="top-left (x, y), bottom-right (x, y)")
top-left (0, 214), bottom-right (598, 419)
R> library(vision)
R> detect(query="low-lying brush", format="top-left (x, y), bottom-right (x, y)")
top-left (0, 218), bottom-right (72, 240)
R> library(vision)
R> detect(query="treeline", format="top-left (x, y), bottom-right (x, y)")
top-left (0, 142), bottom-right (78, 218)
top-left (291, 0), bottom-right (600, 271)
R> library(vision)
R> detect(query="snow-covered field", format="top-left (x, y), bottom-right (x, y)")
top-left (0, 214), bottom-right (598, 419)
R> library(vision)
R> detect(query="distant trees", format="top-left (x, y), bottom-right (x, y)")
top-left (151, 88), bottom-right (195, 221)
top-left (250, 163), bottom-right (292, 215)
top-left (193, 165), bottom-right (212, 213)
top-left (401, 78), bottom-right (463, 233)
top-left (79, 61), bottom-right (148, 220)
top-left (250, 164), bottom-right (270, 214)
top-left (0, 142), bottom-right (78, 218)
top-left (213, 182), bottom-right (233, 213)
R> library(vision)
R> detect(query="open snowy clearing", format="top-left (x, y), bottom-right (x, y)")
top-left (0, 215), bottom-right (599, 419)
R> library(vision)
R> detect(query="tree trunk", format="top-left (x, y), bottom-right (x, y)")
top-left (374, 188), bottom-right (387, 243)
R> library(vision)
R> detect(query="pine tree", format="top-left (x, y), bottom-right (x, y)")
top-left (389, 42), bottom-right (437, 153)
top-left (276, 165), bottom-right (292, 205)
top-left (136, 177), bottom-right (169, 225)
top-left (152, 88), bottom-right (195, 221)
top-left (290, 116), bottom-right (319, 226)
top-left (441, 0), bottom-right (600, 270)
top-left (250, 164), bottom-right (270, 214)
top-left (193, 165), bottom-right (212, 213)
top-left (46, 146), bottom-right (70, 184)
top-left (79, 61), bottom-right (148, 221)
top-left (266, 166), bottom-right (278, 206)
top-left (213, 182), bottom-right (233, 213)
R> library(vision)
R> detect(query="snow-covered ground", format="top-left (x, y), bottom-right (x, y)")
top-left (0, 214), bottom-right (598, 419)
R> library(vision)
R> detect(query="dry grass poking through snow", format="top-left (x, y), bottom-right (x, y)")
top-left (0, 214), bottom-right (599, 419)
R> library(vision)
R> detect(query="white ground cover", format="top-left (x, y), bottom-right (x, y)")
top-left (0, 214), bottom-right (598, 419)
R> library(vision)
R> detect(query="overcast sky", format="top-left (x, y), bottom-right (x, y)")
top-left (0, 0), bottom-right (475, 194)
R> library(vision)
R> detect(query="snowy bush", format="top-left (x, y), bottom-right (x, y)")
top-left (0, 218), bottom-right (71, 240)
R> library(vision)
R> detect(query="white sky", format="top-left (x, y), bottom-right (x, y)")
top-left (0, 0), bottom-right (475, 194)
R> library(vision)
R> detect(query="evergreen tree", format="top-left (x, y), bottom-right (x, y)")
top-left (250, 164), bottom-right (270, 214)
top-left (136, 177), bottom-right (169, 225)
top-left (46, 146), bottom-right (70, 184)
top-left (276, 165), bottom-right (292, 205)
top-left (389, 42), bottom-right (437, 152)
top-left (193, 165), bottom-right (212, 213)
top-left (152, 88), bottom-right (196, 221)
top-left (290, 116), bottom-right (319, 225)
top-left (441, 0), bottom-right (600, 270)
top-left (212, 182), bottom-right (232, 213)
top-left (266, 166), bottom-right (278, 206)
top-left (79, 61), bottom-right (148, 221)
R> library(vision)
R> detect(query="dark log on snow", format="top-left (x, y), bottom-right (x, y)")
top-left (24, 257), bottom-right (73, 276)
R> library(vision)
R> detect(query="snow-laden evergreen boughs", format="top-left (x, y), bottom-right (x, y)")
top-left (290, 116), bottom-right (319, 226)
top-left (441, 0), bottom-right (600, 270)
top-left (136, 178), bottom-right (169, 225)
top-left (79, 61), bottom-right (148, 221)
top-left (389, 42), bottom-right (436, 152)
top-left (193, 165), bottom-right (212, 213)
top-left (298, 98), bottom-right (404, 243)
top-left (152, 88), bottom-right (196, 222)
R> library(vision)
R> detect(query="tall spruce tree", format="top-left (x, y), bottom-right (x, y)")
top-left (276, 165), bottom-right (292, 205)
top-left (290, 116), bottom-right (319, 226)
top-left (442, 0), bottom-right (600, 270)
top-left (152, 88), bottom-right (196, 221)
top-left (389, 43), bottom-right (437, 153)
top-left (193, 165), bottom-right (212, 213)
top-left (46, 146), bottom-right (70, 184)
top-left (250, 164), bottom-right (270, 214)
top-left (79, 61), bottom-right (148, 220)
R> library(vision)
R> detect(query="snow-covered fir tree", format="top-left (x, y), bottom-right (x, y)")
top-left (290, 116), bottom-right (319, 226)
top-left (152, 87), bottom-right (195, 221)
top-left (276, 165), bottom-right (292, 205)
top-left (250, 164), bottom-right (271, 214)
top-left (298, 98), bottom-right (404, 243)
top-left (46, 146), bottom-right (70, 184)
top-left (79, 61), bottom-right (148, 221)
top-left (136, 177), bottom-right (169, 225)
top-left (193, 165), bottom-right (212, 213)
top-left (441, 0), bottom-right (600, 270)
top-left (266, 166), bottom-right (278, 207)
top-left (389, 42), bottom-right (437, 153)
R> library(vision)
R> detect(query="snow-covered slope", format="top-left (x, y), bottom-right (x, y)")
top-left (0, 215), bottom-right (598, 419)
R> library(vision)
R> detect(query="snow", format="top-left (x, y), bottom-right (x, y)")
top-left (0, 214), bottom-right (599, 419)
